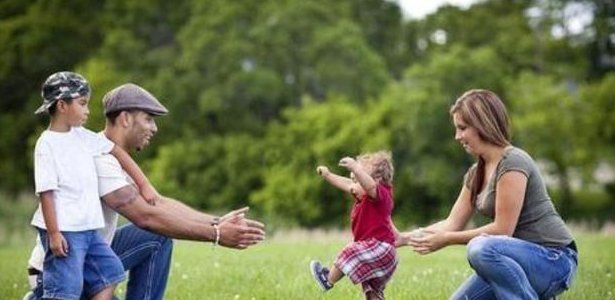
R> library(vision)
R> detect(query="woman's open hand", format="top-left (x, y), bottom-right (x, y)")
top-left (408, 228), bottom-right (449, 255)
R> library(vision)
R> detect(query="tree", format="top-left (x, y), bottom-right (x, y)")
top-left (0, 0), bottom-right (105, 193)
top-left (506, 72), bottom-right (584, 216)
top-left (252, 97), bottom-right (393, 226)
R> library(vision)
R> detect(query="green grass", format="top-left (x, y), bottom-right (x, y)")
top-left (1, 232), bottom-right (614, 299)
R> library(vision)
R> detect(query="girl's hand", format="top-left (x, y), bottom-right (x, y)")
top-left (408, 228), bottom-right (449, 255)
top-left (49, 232), bottom-right (68, 257)
top-left (316, 166), bottom-right (330, 178)
top-left (338, 157), bottom-right (358, 170)
top-left (396, 228), bottom-right (424, 247)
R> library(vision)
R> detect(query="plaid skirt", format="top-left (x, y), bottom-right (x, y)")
top-left (335, 238), bottom-right (398, 298)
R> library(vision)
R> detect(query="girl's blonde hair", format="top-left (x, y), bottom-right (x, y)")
top-left (356, 150), bottom-right (394, 184)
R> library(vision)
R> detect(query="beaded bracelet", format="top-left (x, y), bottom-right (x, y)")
top-left (212, 223), bottom-right (220, 248)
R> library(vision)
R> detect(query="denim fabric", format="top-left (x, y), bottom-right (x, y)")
top-left (451, 235), bottom-right (578, 300)
top-left (38, 229), bottom-right (125, 300)
top-left (107, 224), bottom-right (173, 300)
top-left (33, 224), bottom-right (173, 300)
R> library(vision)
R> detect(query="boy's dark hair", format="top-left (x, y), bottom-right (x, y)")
top-left (47, 98), bottom-right (75, 116)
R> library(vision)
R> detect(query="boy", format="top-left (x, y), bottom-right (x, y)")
top-left (31, 71), bottom-right (156, 299)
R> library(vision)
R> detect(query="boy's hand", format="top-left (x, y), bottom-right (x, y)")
top-left (141, 184), bottom-right (160, 206)
top-left (316, 166), bottom-right (330, 178)
top-left (49, 232), bottom-right (68, 257)
top-left (338, 157), bottom-right (358, 170)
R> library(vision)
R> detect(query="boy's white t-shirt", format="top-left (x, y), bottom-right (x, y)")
top-left (95, 144), bottom-right (135, 243)
top-left (29, 132), bottom-right (132, 271)
top-left (30, 126), bottom-right (114, 231)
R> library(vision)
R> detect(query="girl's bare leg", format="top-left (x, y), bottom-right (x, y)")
top-left (91, 285), bottom-right (115, 300)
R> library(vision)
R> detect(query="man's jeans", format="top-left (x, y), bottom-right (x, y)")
top-left (451, 235), bottom-right (578, 300)
top-left (32, 224), bottom-right (173, 300)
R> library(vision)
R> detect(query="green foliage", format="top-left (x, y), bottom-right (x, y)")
top-left (252, 97), bottom-right (393, 227)
top-left (579, 74), bottom-right (615, 160)
top-left (148, 134), bottom-right (263, 211)
top-left (0, 0), bottom-right (104, 193)
top-left (0, 0), bottom-right (613, 225)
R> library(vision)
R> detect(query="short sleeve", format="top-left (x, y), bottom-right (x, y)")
top-left (95, 154), bottom-right (132, 197)
top-left (76, 127), bottom-right (114, 155)
top-left (496, 152), bottom-right (530, 181)
top-left (34, 139), bottom-right (58, 195)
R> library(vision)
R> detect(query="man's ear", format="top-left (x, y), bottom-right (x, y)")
top-left (119, 111), bottom-right (132, 128)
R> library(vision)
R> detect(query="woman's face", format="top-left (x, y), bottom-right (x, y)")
top-left (453, 112), bottom-right (482, 155)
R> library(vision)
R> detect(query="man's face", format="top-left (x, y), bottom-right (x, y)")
top-left (126, 111), bottom-right (158, 151)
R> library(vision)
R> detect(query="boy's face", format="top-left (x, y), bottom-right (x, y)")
top-left (62, 96), bottom-right (90, 127)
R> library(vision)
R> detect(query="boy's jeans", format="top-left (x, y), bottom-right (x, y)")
top-left (32, 224), bottom-right (173, 300)
top-left (451, 235), bottom-right (578, 300)
top-left (38, 229), bottom-right (125, 300)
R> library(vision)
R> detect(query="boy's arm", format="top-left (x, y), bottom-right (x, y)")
top-left (338, 157), bottom-right (378, 199)
top-left (110, 145), bottom-right (158, 205)
top-left (316, 166), bottom-right (353, 193)
top-left (39, 191), bottom-right (68, 257)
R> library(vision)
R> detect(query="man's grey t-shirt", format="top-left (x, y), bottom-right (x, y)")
top-left (464, 146), bottom-right (573, 247)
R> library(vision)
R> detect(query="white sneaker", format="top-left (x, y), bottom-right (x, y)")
top-left (22, 291), bottom-right (34, 300)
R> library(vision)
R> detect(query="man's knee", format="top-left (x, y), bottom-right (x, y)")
top-left (160, 236), bottom-right (173, 252)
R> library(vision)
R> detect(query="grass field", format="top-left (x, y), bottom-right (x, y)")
top-left (1, 231), bottom-right (614, 299)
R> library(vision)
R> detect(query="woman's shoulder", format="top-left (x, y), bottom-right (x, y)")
top-left (503, 146), bottom-right (533, 162)
top-left (499, 146), bottom-right (536, 173)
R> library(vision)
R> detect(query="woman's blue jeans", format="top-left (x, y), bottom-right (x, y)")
top-left (451, 235), bottom-right (577, 300)
top-left (32, 224), bottom-right (173, 300)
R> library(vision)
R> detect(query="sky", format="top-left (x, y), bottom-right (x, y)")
top-left (396, 0), bottom-right (480, 20)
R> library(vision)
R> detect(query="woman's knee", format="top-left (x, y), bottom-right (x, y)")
top-left (466, 235), bottom-right (499, 265)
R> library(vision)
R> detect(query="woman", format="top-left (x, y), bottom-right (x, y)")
top-left (400, 89), bottom-right (578, 299)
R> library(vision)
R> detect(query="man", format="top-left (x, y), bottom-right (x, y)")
top-left (25, 83), bottom-right (266, 299)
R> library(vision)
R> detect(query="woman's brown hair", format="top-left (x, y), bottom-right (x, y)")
top-left (450, 89), bottom-right (511, 205)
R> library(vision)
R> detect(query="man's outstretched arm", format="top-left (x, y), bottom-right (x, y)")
top-left (101, 185), bottom-right (265, 249)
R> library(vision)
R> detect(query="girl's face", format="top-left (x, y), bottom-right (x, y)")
top-left (453, 112), bottom-right (482, 156)
top-left (64, 97), bottom-right (90, 127)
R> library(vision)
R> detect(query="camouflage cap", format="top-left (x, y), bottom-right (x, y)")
top-left (102, 83), bottom-right (168, 116)
top-left (35, 71), bottom-right (91, 115)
